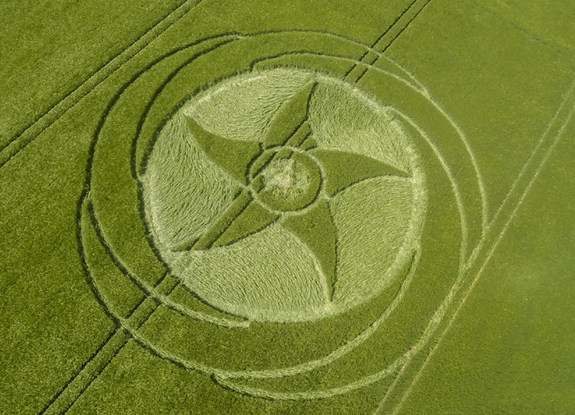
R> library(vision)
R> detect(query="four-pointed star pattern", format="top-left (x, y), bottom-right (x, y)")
top-left (177, 82), bottom-right (409, 300)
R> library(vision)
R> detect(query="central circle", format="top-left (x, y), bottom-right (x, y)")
top-left (249, 148), bottom-right (322, 212)
top-left (263, 159), bottom-right (308, 196)
top-left (143, 68), bottom-right (426, 323)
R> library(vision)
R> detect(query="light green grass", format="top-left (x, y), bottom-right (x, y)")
top-left (1, 0), bottom-right (575, 414)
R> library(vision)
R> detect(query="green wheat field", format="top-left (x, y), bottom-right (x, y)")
top-left (1, 0), bottom-right (575, 414)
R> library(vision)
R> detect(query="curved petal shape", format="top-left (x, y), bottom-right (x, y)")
top-left (299, 134), bottom-right (317, 151)
top-left (263, 81), bottom-right (317, 149)
top-left (285, 122), bottom-right (311, 148)
top-left (309, 148), bottom-right (410, 196)
top-left (213, 201), bottom-right (279, 247)
top-left (185, 115), bottom-right (261, 185)
top-left (173, 190), bottom-right (253, 251)
top-left (281, 199), bottom-right (337, 301)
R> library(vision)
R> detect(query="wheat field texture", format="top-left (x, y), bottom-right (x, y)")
top-left (1, 0), bottom-right (575, 414)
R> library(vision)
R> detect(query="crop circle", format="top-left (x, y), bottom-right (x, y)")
top-left (80, 31), bottom-right (482, 400)
top-left (142, 68), bottom-right (426, 322)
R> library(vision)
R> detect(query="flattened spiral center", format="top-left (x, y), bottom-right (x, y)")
top-left (250, 149), bottom-right (322, 212)
top-left (263, 158), bottom-right (310, 199)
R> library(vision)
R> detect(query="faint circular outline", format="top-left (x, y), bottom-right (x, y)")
top-left (79, 29), bottom-right (482, 400)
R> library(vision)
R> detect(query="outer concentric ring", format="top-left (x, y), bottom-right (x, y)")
top-left (78, 30), bottom-right (483, 400)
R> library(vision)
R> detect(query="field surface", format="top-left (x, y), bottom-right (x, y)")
top-left (1, 1), bottom-right (575, 414)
